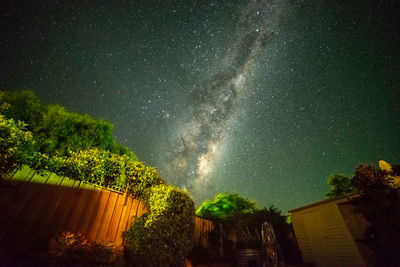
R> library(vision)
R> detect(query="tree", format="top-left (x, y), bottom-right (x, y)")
top-left (351, 161), bottom-right (400, 265)
top-left (0, 90), bottom-right (137, 159)
top-left (196, 193), bottom-right (257, 221)
top-left (33, 104), bottom-right (120, 156)
top-left (0, 89), bottom-right (42, 125)
top-left (326, 173), bottom-right (355, 198)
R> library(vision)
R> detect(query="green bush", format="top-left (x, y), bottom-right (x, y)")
top-left (29, 148), bottom-right (164, 195)
top-left (124, 185), bottom-right (195, 266)
top-left (0, 115), bottom-right (35, 178)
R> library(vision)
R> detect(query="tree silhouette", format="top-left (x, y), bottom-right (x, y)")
top-left (352, 162), bottom-right (400, 265)
top-left (326, 173), bottom-right (355, 198)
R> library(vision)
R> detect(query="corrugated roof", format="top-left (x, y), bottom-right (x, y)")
top-left (288, 192), bottom-right (359, 213)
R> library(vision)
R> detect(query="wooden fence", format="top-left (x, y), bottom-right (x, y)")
top-left (0, 166), bottom-right (216, 263)
top-left (194, 216), bottom-right (215, 248)
top-left (0, 166), bottom-right (147, 262)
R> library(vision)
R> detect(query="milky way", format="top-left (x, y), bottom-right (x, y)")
top-left (165, 0), bottom-right (285, 199)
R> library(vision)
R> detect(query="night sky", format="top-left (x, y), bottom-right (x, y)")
top-left (1, 0), bottom-right (399, 213)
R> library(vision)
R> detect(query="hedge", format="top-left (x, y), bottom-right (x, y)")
top-left (29, 148), bottom-right (163, 195)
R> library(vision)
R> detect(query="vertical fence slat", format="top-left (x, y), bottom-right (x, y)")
top-left (115, 196), bottom-right (134, 244)
top-left (126, 198), bottom-right (140, 231)
top-left (96, 192), bottom-right (118, 241)
top-left (87, 190), bottom-right (111, 241)
top-left (50, 180), bottom-right (81, 234)
top-left (106, 193), bottom-right (125, 242)
top-left (78, 186), bottom-right (102, 236)
top-left (37, 175), bottom-right (68, 235)
top-left (67, 183), bottom-right (93, 233)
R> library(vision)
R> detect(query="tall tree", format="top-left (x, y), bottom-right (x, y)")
top-left (0, 90), bottom-right (136, 159)
top-left (0, 89), bottom-right (42, 125)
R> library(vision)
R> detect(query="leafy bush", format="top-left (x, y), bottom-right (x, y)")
top-left (30, 148), bottom-right (164, 195)
top-left (47, 232), bottom-right (125, 266)
top-left (124, 185), bottom-right (195, 266)
top-left (0, 115), bottom-right (35, 178)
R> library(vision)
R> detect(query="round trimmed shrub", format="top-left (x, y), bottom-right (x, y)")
top-left (123, 185), bottom-right (195, 266)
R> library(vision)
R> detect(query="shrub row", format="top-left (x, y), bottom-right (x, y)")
top-left (29, 148), bottom-right (164, 195)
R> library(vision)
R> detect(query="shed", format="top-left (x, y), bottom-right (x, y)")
top-left (289, 193), bottom-right (375, 266)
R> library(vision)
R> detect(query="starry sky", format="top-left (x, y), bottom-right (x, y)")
top-left (1, 0), bottom-right (399, 213)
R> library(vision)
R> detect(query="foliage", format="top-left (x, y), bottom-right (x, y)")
top-left (326, 173), bottom-right (355, 198)
top-left (33, 104), bottom-right (136, 158)
top-left (0, 90), bottom-right (152, 193)
top-left (196, 193), bottom-right (257, 221)
top-left (0, 115), bottom-right (35, 178)
top-left (124, 185), bottom-right (195, 266)
top-left (47, 232), bottom-right (125, 266)
top-left (29, 148), bottom-right (163, 195)
top-left (0, 90), bottom-right (161, 195)
top-left (351, 162), bottom-right (400, 265)
top-left (0, 89), bottom-right (42, 125)
top-left (0, 90), bottom-right (136, 159)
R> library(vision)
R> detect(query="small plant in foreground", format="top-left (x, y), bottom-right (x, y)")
top-left (48, 232), bottom-right (125, 266)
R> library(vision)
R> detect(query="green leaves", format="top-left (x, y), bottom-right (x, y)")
top-left (326, 173), bottom-right (355, 198)
top-left (196, 193), bottom-right (257, 221)
top-left (124, 185), bottom-right (195, 266)
top-left (0, 115), bottom-right (35, 177)
top-left (0, 90), bottom-right (156, 194)
top-left (0, 89), bottom-right (42, 125)
top-left (29, 148), bottom-right (163, 195)
top-left (0, 90), bottom-right (137, 160)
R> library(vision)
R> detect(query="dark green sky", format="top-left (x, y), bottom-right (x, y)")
top-left (1, 0), bottom-right (399, 212)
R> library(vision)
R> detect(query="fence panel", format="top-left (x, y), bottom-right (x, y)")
top-left (0, 167), bottom-right (146, 263)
